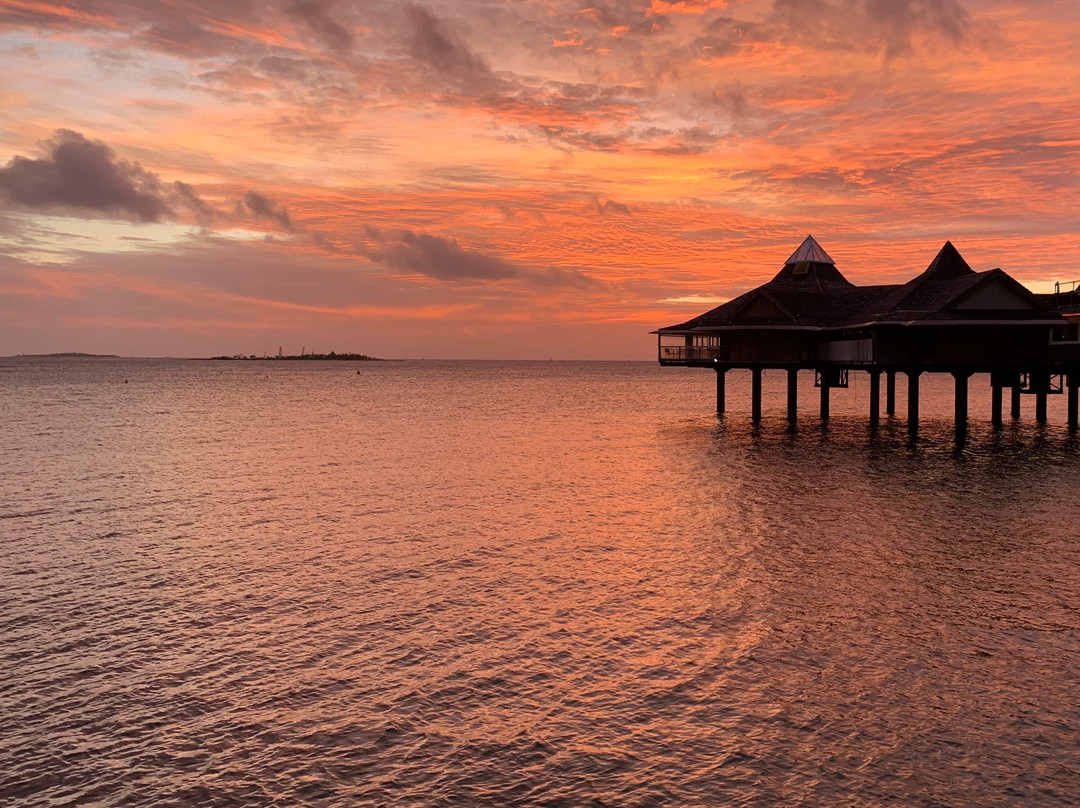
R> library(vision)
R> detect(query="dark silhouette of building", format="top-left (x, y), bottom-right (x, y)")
top-left (655, 236), bottom-right (1080, 436)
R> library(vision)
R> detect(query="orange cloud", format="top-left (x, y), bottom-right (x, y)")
top-left (649, 0), bottom-right (732, 15)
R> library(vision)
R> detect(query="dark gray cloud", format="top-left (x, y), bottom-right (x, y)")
top-left (772, 0), bottom-right (974, 60)
top-left (594, 197), bottom-right (632, 216)
top-left (536, 125), bottom-right (628, 152)
top-left (530, 265), bottom-right (604, 290)
top-left (285, 1), bottom-right (355, 52)
top-left (406, 4), bottom-right (500, 92)
top-left (242, 191), bottom-right (293, 230)
top-left (174, 181), bottom-right (217, 226)
top-left (0, 130), bottom-right (305, 231)
top-left (363, 227), bottom-right (519, 280)
top-left (533, 120), bottom-right (725, 155)
top-left (361, 226), bottom-right (601, 288)
top-left (648, 125), bottom-right (722, 156)
top-left (552, 2), bottom-right (673, 39)
top-left (0, 130), bottom-right (174, 222)
top-left (698, 89), bottom-right (749, 117)
top-left (139, 16), bottom-right (231, 57)
top-left (258, 55), bottom-right (317, 82)
top-left (865, 0), bottom-right (970, 49)
top-left (692, 16), bottom-right (771, 60)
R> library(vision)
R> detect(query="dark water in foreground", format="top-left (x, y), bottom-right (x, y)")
top-left (3, 358), bottom-right (1080, 807)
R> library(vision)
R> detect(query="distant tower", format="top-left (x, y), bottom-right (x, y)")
top-left (277, 346), bottom-right (282, 357)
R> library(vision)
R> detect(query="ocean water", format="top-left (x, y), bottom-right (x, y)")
top-left (3, 358), bottom-right (1080, 807)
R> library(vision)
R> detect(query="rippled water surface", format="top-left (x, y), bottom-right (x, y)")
top-left (3, 358), bottom-right (1080, 807)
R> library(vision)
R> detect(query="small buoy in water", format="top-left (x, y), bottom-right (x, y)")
top-left (124, 379), bottom-right (128, 384)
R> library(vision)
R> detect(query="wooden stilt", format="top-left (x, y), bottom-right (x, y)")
top-left (953, 371), bottom-right (969, 441)
top-left (990, 381), bottom-right (1003, 429)
top-left (1011, 385), bottom-right (1022, 419)
top-left (751, 368), bottom-right (762, 422)
top-left (869, 371), bottom-right (880, 426)
top-left (1033, 370), bottom-right (1048, 423)
top-left (715, 367), bottom-right (726, 416)
top-left (886, 371), bottom-right (896, 416)
top-left (820, 376), bottom-right (830, 421)
top-left (1069, 373), bottom-right (1078, 432)
top-left (787, 368), bottom-right (798, 422)
top-left (907, 370), bottom-right (920, 437)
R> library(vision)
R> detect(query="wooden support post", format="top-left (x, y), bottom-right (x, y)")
top-left (1069, 373), bottom-right (1079, 432)
top-left (715, 367), bottom-right (726, 416)
top-left (886, 370), bottom-right (896, 416)
top-left (907, 370), bottom-right (920, 437)
top-left (1036, 390), bottom-right (1048, 423)
top-left (787, 368), bottom-right (798, 422)
top-left (990, 381), bottom-right (1003, 429)
top-left (1033, 370), bottom-right (1048, 424)
top-left (869, 371), bottom-right (880, 426)
top-left (953, 371), bottom-right (969, 440)
top-left (751, 368), bottom-right (762, 422)
top-left (1011, 385), bottom-right (1022, 419)
top-left (820, 375), bottom-right (831, 421)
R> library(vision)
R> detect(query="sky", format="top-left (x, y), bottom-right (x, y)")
top-left (2, 0), bottom-right (1080, 359)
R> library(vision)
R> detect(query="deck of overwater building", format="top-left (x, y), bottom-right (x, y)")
top-left (654, 236), bottom-right (1080, 439)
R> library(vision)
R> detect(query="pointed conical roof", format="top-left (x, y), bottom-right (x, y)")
top-left (784, 235), bottom-right (835, 266)
top-left (876, 241), bottom-right (978, 314)
top-left (920, 240), bottom-right (973, 280)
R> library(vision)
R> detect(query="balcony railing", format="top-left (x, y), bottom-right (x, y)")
top-left (659, 346), bottom-right (725, 363)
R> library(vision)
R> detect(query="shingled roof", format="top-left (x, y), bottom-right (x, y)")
top-left (870, 241), bottom-right (977, 317)
top-left (658, 237), bottom-right (1054, 334)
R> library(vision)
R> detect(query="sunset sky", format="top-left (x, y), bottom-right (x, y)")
top-left (2, 0), bottom-right (1079, 358)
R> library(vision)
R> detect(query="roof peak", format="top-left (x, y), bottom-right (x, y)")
top-left (770, 235), bottom-right (851, 290)
top-left (922, 240), bottom-right (974, 279)
top-left (785, 235), bottom-right (835, 266)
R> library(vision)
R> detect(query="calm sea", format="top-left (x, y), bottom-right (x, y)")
top-left (3, 358), bottom-right (1080, 807)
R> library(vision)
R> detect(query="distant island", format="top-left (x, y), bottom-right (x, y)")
top-left (209, 351), bottom-right (385, 361)
top-left (16, 352), bottom-right (120, 358)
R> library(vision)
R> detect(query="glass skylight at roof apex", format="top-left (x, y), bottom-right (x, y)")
top-left (785, 235), bottom-right (835, 266)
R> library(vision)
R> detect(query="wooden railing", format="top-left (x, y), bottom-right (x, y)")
top-left (659, 346), bottom-right (725, 363)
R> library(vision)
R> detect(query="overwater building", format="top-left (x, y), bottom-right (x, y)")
top-left (654, 236), bottom-right (1080, 435)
